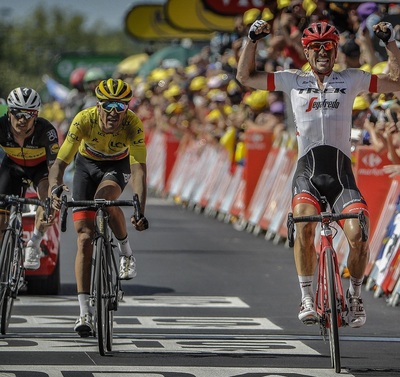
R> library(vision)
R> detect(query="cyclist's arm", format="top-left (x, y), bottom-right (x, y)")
top-left (48, 158), bottom-right (69, 196)
top-left (40, 120), bottom-right (60, 168)
top-left (375, 40), bottom-right (400, 94)
top-left (131, 162), bottom-right (147, 214)
top-left (236, 38), bottom-right (270, 90)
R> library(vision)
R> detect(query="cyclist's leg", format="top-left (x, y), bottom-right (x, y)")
top-left (0, 160), bottom-right (25, 243)
top-left (73, 212), bottom-right (96, 335)
top-left (71, 155), bottom-right (99, 333)
top-left (333, 191), bottom-right (369, 327)
top-left (95, 158), bottom-right (136, 280)
top-left (292, 159), bottom-right (322, 323)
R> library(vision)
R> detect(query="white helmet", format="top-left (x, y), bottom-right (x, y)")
top-left (7, 87), bottom-right (41, 110)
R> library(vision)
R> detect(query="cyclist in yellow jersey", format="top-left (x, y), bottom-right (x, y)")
top-left (48, 78), bottom-right (148, 337)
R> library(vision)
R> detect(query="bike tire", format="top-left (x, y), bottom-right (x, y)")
top-left (0, 230), bottom-right (17, 335)
top-left (326, 247), bottom-right (341, 373)
top-left (95, 236), bottom-right (109, 356)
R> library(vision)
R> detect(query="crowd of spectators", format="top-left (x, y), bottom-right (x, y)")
top-left (47, 1), bottom-right (400, 173)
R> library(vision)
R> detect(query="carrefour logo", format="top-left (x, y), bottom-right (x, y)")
top-left (362, 153), bottom-right (382, 168)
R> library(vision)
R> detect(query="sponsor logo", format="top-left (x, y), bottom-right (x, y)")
top-left (305, 98), bottom-right (340, 112)
top-left (46, 129), bottom-right (58, 142)
top-left (361, 153), bottom-right (382, 168)
top-left (50, 143), bottom-right (59, 154)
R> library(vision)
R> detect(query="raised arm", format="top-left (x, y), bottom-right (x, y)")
top-left (236, 20), bottom-right (271, 90)
top-left (374, 22), bottom-right (400, 94)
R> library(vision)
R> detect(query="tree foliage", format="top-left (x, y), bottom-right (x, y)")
top-left (0, 5), bottom-right (143, 99)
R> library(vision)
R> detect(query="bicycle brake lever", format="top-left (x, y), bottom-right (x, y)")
top-left (132, 193), bottom-right (141, 223)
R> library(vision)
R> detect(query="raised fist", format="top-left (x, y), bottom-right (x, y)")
top-left (374, 22), bottom-right (395, 44)
top-left (248, 20), bottom-right (270, 43)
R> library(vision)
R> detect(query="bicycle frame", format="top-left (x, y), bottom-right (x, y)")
top-left (59, 194), bottom-right (140, 355)
top-left (315, 215), bottom-right (347, 330)
top-left (0, 195), bottom-right (44, 334)
top-left (287, 209), bottom-right (368, 373)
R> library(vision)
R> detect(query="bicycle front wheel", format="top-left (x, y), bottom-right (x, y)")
top-left (0, 230), bottom-right (17, 334)
top-left (95, 236), bottom-right (111, 356)
top-left (325, 247), bottom-right (341, 373)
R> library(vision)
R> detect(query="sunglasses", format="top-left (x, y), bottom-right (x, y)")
top-left (10, 109), bottom-right (38, 120)
top-left (308, 41), bottom-right (336, 52)
top-left (100, 101), bottom-right (127, 113)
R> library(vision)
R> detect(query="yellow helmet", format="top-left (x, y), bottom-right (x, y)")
top-left (95, 79), bottom-right (133, 102)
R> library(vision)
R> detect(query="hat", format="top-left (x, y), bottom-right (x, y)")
top-left (357, 2), bottom-right (378, 21)
top-left (243, 90), bottom-right (268, 110)
top-left (357, 2), bottom-right (378, 30)
top-left (243, 8), bottom-right (260, 25)
top-left (270, 101), bottom-right (285, 114)
top-left (353, 96), bottom-right (370, 111)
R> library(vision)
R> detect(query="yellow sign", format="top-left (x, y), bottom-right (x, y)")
top-left (165, 0), bottom-right (235, 32)
top-left (125, 4), bottom-right (213, 40)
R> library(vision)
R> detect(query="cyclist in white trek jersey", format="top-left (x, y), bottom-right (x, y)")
top-left (237, 20), bottom-right (400, 328)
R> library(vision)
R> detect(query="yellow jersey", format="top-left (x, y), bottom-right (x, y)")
top-left (57, 107), bottom-right (146, 165)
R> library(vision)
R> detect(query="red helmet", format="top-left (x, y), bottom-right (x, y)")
top-left (301, 22), bottom-right (340, 48)
top-left (69, 68), bottom-right (86, 87)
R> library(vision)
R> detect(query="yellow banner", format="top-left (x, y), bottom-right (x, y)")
top-left (165, 0), bottom-right (235, 32)
top-left (125, 4), bottom-right (213, 40)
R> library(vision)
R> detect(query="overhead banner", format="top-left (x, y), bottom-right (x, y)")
top-left (202, 0), bottom-right (266, 16)
top-left (165, 0), bottom-right (236, 32)
top-left (125, 4), bottom-right (213, 41)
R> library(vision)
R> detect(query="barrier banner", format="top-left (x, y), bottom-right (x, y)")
top-left (246, 138), bottom-right (287, 225)
top-left (258, 145), bottom-right (296, 232)
top-left (365, 177), bottom-right (400, 277)
top-left (243, 128), bottom-right (273, 212)
top-left (147, 130), bottom-right (166, 192)
top-left (164, 131), bottom-right (181, 190)
top-left (353, 146), bottom-right (392, 238)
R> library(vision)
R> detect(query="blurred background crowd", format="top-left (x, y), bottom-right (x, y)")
top-left (5, 1), bottom-right (400, 171)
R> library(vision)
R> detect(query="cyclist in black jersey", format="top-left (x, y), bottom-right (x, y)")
top-left (237, 20), bottom-right (400, 328)
top-left (48, 78), bottom-right (148, 337)
top-left (0, 87), bottom-right (59, 270)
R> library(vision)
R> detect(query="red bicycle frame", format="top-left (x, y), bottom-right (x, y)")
top-left (315, 217), bottom-right (347, 328)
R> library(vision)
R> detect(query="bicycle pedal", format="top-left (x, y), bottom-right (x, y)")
top-left (78, 330), bottom-right (93, 338)
top-left (302, 317), bottom-right (318, 326)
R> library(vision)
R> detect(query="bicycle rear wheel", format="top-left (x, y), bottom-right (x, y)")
top-left (0, 230), bottom-right (16, 334)
top-left (95, 237), bottom-right (111, 356)
top-left (325, 247), bottom-right (341, 373)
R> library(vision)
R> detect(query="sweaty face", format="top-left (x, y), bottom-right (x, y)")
top-left (98, 101), bottom-right (127, 133)
top-left (305, 40), bottom-right (337, 75)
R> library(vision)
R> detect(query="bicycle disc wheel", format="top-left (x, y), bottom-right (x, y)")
top-left (325, 248), bottom-right (341, 373)
top-left (0, 230), bottom-right (16, 335)
top-left (95, 237), bottom-right (109, 356)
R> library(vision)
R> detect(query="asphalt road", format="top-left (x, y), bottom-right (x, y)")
top-left (0, 191), bottom-right (399, 377)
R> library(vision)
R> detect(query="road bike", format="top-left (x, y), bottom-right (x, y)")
top-left (0, 194), bottom-right (46, 334)
top-left (287, 208), bottom-right (368, 373)
top-left (59, 194), bottom-right (141, 356)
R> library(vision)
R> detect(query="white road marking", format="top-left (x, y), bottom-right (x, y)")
top-left (8, 315), bottom-right (281, 330)
top-left (0, 365), bottom-right (354, 376)
top-left (14, 295), bottom-right (249, 308)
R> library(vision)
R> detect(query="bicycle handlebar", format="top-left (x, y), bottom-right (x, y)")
top-left (0, 194), bottom-right (44, 208)
top-left (287, 211), bottom-right (368, 248)
top-left (59, 195), bottom-right (142, 232)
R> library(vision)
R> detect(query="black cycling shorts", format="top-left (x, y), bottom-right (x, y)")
top-left (0, 157), bottom-right (48, 209)
top-left (72, 154), bottom-right (131, 204)
top-left (292, 145), bottom-right (367, 214)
